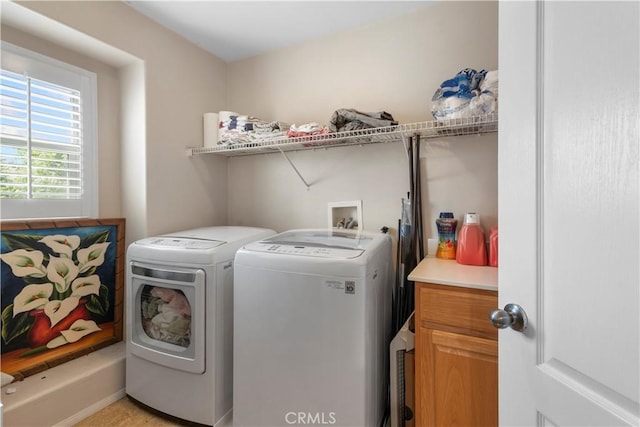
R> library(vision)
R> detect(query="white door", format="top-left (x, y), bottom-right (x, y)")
top-left (498, 1), bottom-right (639, 426)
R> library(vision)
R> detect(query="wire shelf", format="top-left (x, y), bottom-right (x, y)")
top-left (187, 113), bottom-right (498, 157)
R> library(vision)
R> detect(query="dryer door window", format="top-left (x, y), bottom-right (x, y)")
top-left (140, 285), bottom-right (191, 348)
top-left (128, 262), bottom-right (205, 374)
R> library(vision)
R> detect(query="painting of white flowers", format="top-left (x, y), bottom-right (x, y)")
top-left (0, 218), bottom-right (124, 381)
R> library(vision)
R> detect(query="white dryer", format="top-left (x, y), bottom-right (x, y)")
top-left (125, 226), bottom-right (274, 426)
top-left (233, 229), bottom-right (392, 427)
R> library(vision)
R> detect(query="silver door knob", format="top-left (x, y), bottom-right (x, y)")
top-left (490, 303), bottom-right (528, 332)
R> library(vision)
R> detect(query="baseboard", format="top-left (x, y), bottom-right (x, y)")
top-left (2, 342), bottom-right (125, 427)
top-left (215, 408), bottom-right (232, 427)
top-left (55, 388), bottom-right (126, 427)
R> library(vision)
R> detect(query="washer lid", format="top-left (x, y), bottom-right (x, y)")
top-left (263, 230), bottom-right (374, 250)
top-left (243, 230), bottom-right (374, 258)
top-left (134, 237), bottom-right (225, 250)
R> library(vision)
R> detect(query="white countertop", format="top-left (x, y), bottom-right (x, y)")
top-left (408, 256), bottom-right (498, 291)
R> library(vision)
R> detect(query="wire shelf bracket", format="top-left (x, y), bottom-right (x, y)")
top-left (278, 146), bottom-right (310, 190)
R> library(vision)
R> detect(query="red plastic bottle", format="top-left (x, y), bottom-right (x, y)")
top-left (456, 213), bottom-right (487, 266)
top-left (489, 226), bottom-right (498, 267)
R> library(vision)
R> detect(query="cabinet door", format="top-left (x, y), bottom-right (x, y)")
top-left (417, 327), bottom-right (498, 427)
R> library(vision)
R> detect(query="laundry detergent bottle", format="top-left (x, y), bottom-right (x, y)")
top-left (456, 213), bottom-right (487, 266)
top-left (436, 212), bottom-right (458, 260)
top-left (488, 226), bottom-right (498, 267)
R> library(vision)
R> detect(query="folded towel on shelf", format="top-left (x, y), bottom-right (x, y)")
top-left (287, 122), bottom-right (330, 138)
top-left (219, 114), bottom-right (263, 132)
top-left (253, 120), bottom-right (290, 135)
top-left (217, 112), bottom-right (289, 146)
top-left (328, 109), bottom-right (398, 132)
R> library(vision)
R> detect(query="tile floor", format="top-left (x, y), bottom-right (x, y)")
top-left (74, 396), bottom-right (197, 426)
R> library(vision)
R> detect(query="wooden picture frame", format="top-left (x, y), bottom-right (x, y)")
top-left (0, 218), bottom-right (125, 381)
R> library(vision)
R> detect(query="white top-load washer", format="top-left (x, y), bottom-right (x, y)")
top-left (233, 229), bottom-right (392, 427)
top-left (125, 226), bottom-right (274, 426)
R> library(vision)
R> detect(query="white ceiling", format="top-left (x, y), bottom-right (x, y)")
top-left (124, 1), bottom-right (435, 62)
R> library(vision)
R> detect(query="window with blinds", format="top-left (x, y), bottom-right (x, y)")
top-left (1, 70), bottom-right (82, 200)
top-left (0, 42), bottom-right (97, 219)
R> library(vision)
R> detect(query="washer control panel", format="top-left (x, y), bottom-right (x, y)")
top-left (246, 242), bottom-right (364, 258)
top-left (136, 237), bottom-right (224, 250)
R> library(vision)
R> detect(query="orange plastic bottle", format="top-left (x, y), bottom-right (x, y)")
top-left (456, 213), bottom-right (487, 266)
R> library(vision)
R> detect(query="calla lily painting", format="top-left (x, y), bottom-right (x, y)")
top-left (1, 219), bottom-right (124, 381)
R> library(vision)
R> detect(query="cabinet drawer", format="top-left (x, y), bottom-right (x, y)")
top-left (418, 283), bottom-right (498, 339)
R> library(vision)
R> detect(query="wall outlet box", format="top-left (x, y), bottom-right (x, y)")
top-left (328, 200), bottom-right (362, 231)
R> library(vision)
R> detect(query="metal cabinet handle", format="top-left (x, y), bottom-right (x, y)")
top-left (490, 303), bottom-right (528, 332)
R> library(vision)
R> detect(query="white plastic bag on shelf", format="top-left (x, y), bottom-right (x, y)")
top-left (432, 92), bottom-right (474, 120)
top-left (480, 70), bottom-right (499, 97)
top-left (469, 92), bottom-right (497, 116)
top-left (431, 68), bottom-right (499, 121)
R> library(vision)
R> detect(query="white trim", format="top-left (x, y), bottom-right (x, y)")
top-left (55, 389), bottom-right (126, 427)
top-left (1, 342), bottom-right (125, 427)
top-left (0, 41), bottom-right (98, 219)
top-left (535, 0), bottom-right (546, 367)
top-left (1, 41), bottom-right (93, 89)
top-left (81, 66), bottom-right (99, 218)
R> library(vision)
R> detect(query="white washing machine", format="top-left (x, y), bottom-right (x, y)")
top-left (125, 226), bottom-right (275, 426)
top-left (233, 229), bottom-right (392, 427)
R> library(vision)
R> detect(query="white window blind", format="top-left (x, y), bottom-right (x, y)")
top-left (0, 42), bottom-right (97, 219)
top-left (1, 69), bottom-right (83, 199)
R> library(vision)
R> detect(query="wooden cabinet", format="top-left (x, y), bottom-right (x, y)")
top-left (415, 282), bottom-right (498, 427)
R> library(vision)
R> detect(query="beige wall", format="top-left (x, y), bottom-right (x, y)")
top-left (4, 1), bottom-right (229, 241)
top-left (226, 1), bottom-right (499, 241)
top-left (2, 1), bottom-right (498, 243)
